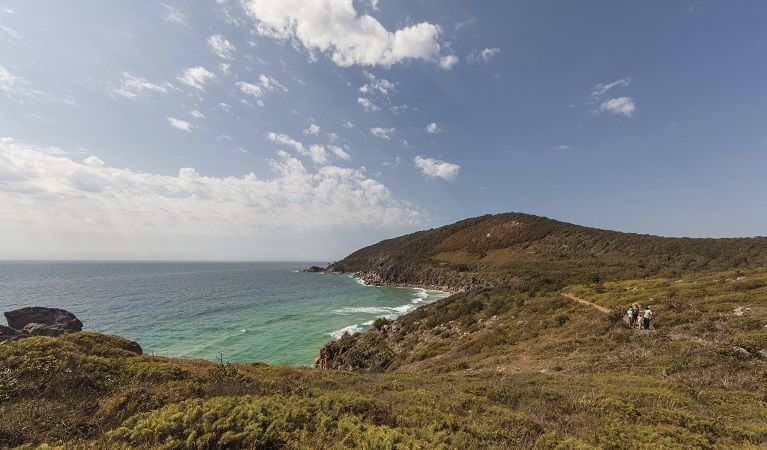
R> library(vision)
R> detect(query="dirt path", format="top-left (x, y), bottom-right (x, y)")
top-left (561, 293), bottom-right (612, 314)
top-left (562, 293), bottom-right (642, 327)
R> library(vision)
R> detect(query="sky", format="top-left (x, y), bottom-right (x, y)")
top-left (1, 1), bottom-right (766, 260)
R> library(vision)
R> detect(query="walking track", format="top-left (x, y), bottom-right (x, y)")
top-left (561, 293), bottom-right (612, 314)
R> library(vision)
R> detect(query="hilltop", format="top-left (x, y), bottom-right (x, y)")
top-left (328, 212), bottom-right (767, 292)
top-left (2, 213), bottom-right (767, 448)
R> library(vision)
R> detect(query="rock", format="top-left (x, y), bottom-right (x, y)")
top-left (22, 322), bottom-right (70, 337)
top-left (732, 346), bottom-right (751, 359)
top-left (314, 341), bottom-right (339, 370)
top-left (0, 324), bottom-right (21, 337)
top-left (302, 266), bottom-right (326, 273)
top-left (5, 307), bottom-right (83, 335)
top-left (733, 306), bottom-right (751, 317)
top-left (125, 340), bottom-right (143, 355)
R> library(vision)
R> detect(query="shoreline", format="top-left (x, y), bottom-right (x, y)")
top-left (343, 270), bottom-right (461, 296)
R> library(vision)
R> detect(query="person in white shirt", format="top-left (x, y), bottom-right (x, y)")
top-left (643, 306), bottom-right (653, 330)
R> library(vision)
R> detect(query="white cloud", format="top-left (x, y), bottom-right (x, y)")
top-left (190, 109), bottom-right (205, 119)
top-left (163, 4), bottom-right (186, 24)
top-left (455, 17), bottom-right (477, 32)
top-left (599, 97), bottom-right (636, 117)
top-left (357, 97), bottom-right (380, 111)
top-left (591, 78), bottom-right (631, 99)
top-left (307, 145), bottom-right (329, 164)
top-left (370, 127), bottom-right (395, 139)
top-left (469, 47), bottom-right (500, 63)
top-left (439, 55), bottom-right (459, 70)
top-left (237, 74), bottom-right (288, 99)
top-left (0, 139), bottom-right (422, 255)
top-left (267, 132), bottom-right (305, 153)
top-left (208, 34), bottom-right (236, 60)
top-left (553, 145), bottom-right (571, 150)
top-left (258, 74), bottom-right (288, 92)
top-left (0, 64), bottom-right (26, 94)
top-left (359, 71), bottom-right (396, 97)
top-left (1, 21), bottom-right (20, 39)
top-left (304, 123), bottom-right (321, 135)
top-left (590, 78), bottom-right (636, 118)
top-left (425, 122), bottom-right (441, 134)
top-left (237, 81), bottom-right (264, 97)
top-left (414, 156), bottom-right (460, 181)
top-left (329, 145), bottom-right (351, 160)
top-left (241, 0), bottom-right (446, 67)
top-left (267, 132), bottom-right (352, 165)
top-left (343, 121), bottom-right (354, 128)
top-left (167, 116), bottom-right (192, 131)
top-left (113, 72), bottom-right (168, 98)
top-left (177, 66), bottom-right (216, 90)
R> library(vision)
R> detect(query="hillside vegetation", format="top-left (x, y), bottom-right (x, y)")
top-left (3, 213), bottom-right (767, 449)
top-left (328, 213), bottom-right (767, 292)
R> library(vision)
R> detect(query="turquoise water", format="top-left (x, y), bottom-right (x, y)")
top-left (0, 261), bottom-right (448, 366)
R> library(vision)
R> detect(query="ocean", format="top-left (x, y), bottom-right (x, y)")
top-left (0, 261), bottom-right (448, 366)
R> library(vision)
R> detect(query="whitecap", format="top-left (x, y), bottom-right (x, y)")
top-left (327, 324), bottom-right (363, 340)
top-left (332, 306), bottom-right (394, 315)
top-left (393, 304), bottom-right (416, 315)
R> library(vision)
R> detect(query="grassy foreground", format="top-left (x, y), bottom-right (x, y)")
top-left (2, 268), bottom-right (767, 449)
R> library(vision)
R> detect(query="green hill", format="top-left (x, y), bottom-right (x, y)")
top-left (327, 212), bottom-right (767, 292)
top-left (2, 213), bottom-right (767, 449)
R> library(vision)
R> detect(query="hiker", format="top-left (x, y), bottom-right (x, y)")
top-left (630, 304), bottom-right (639, 328)
top-left (643, 306), bottom-right (653, 330)
top-left (627, 307), bottom-right (633, 328)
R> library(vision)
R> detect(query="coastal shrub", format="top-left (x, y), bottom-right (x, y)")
top-left (101, 393), bottom-right (430, 449)
top-left (61, 332), bottom-right (142, 358)
top-left (372, 317), bottom-right (392, 331)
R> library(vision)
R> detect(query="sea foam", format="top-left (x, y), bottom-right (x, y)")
top-left (328, 324), bottom-right (364, 340)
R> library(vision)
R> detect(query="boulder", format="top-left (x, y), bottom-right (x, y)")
top-left (22, 322), bottom-right (69, 337)
top-left (0, 324), bottom-right (21, 337)
top-left (5, 307), bottom-right (83, 335)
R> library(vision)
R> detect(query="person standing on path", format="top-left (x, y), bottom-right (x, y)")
top-left (630, 304), bottom-right (639, 328)
top-left (643, 306), bottom-right (653, 330)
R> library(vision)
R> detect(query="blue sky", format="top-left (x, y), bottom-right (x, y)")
top-left (1, 1), bottom-right (766, 260)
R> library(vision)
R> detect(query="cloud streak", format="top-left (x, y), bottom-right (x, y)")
top-left (114, 72), bottom-right (169, 98)
top-left (591, 78), bottom-right (636, 117)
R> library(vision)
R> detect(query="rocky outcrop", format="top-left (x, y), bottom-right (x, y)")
top-left (2, 307), bottom-right (143, 354)
top-left (0, 324), bottom-right (21, 337)
top-left (313, 340), bottom-right (338, 370)
top-left (5, 307), bottom-right (83, 337)
top-left (302, 266), bottom-right (326, 273)
top-left (349, 270), bottom-right (478, 294)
